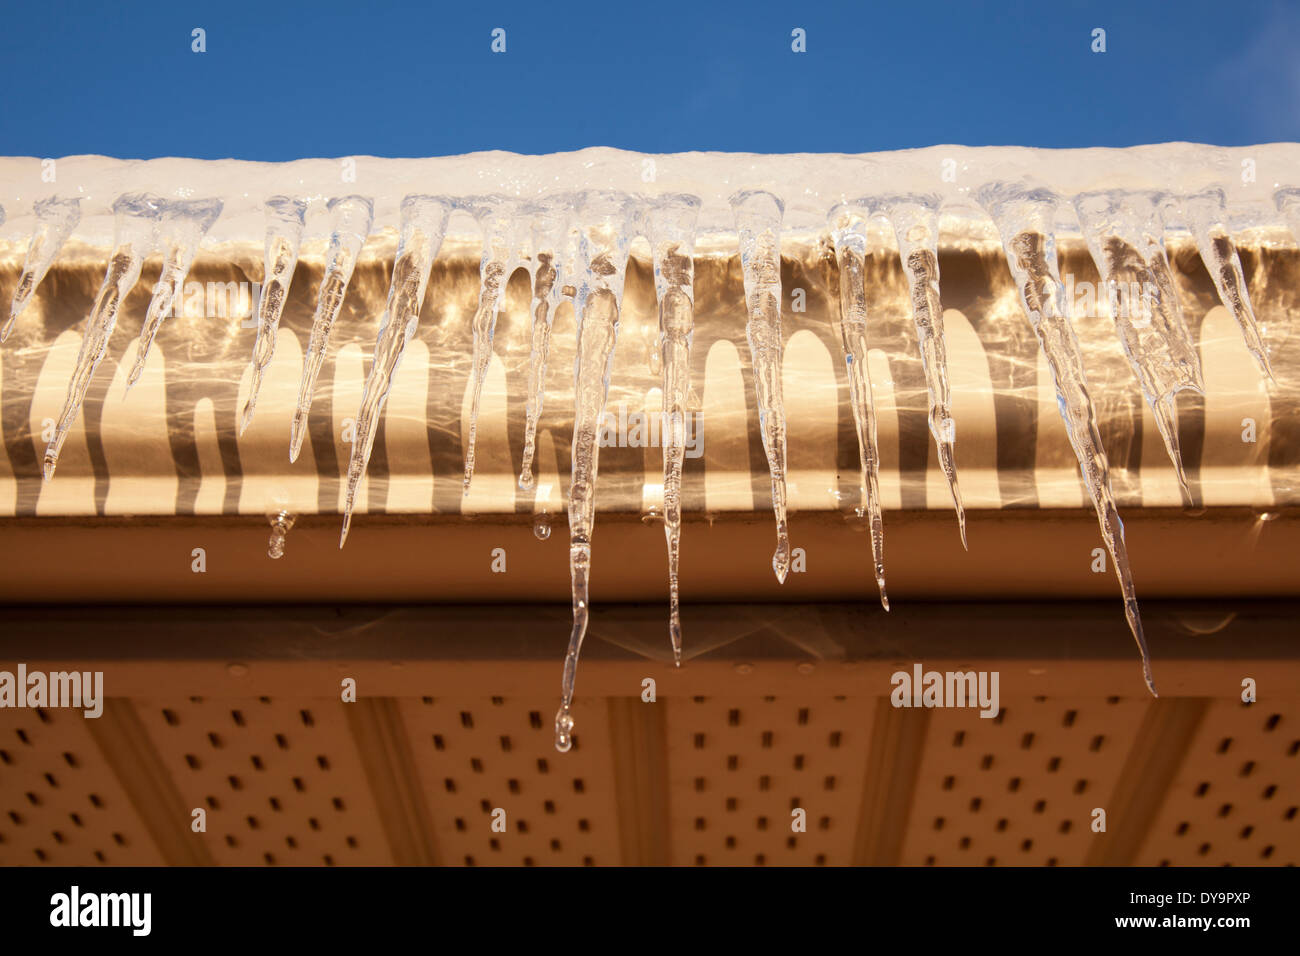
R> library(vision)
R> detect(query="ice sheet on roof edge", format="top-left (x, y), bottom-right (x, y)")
top-left (1, 143), bottom-right (1298, 244)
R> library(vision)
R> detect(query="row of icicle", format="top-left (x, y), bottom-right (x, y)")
top-left (5, 183), bottom-right (1297, 750)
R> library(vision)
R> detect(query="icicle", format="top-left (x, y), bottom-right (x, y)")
top-left (1184, 187), bottom-right (1273, 381)
top-left (239, 197), bottom-right (308, 435)
top-left (1074, 190), bottom-right (1203, 493)
top-left (519, 196), bottom-right (573, 491)
top-left (43, 193), bottom-right (162, 480)
top-left (828, 204), bottom-right (888, 609)
top-left (878, 195), bottom-right (966, 547)
top-left (646, 193), bottom-right (701, 666)
top-left (730, 189), bottom-right (793, 584)
top-left (979, 182), bottom-right (1156, 697)
top-left (267, 510), bottom-right (296, 559)
top-left (4, 196), bottom-right (81, 342)
top-left (289, 195), bottom-right (374, 463)
top-left (1276, 186), bottom-right (1300, 244)
top-left (339, 195), bottom-right (451, 547)
top-left (125, 198), bottom-right (223, 391)
top-left (555, 191), bottom-right (637, 754)
top-left (462, 197), bottom-right (525, 494)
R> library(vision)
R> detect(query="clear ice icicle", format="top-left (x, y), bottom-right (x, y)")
top-left (1184, 187), bottom-right (1274, 381)
top-left (1278, 187), bottom-right (1300, 243)
top-left (290, 195), bottom-right (374, 463)
top-left (43, 193), bottom-right (162, 480)
top-left (125, 198), bottom-right (223, 391)
top-left (462, 197), bottom-right (525, 494)
top-left (239, 197), bottom-right (308, 435)
top-left (878, 195), bottom-right (966, 547)
top-left (646, 193), bottom-right (702, 665)
top-left (980, 183), bottom-right (1156, 697)
top-left (730, 190), bottom-right (793, 584)
top-left (555, 191), bottom-right (636, 753)
top-left (1074, 190), bottom-right (1203, 492)
top-left (5, 196), bottom-right (81, 342)
top-left (519, 196), bottom-right (573, 491)
top-left (340, 195), bottom-right (452, 547)
top-left (828, 204), bottom-right (888, 609)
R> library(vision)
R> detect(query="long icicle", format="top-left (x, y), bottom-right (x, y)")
top-left (462, 197), bottom-right (524, 494)
top-left (519, 196), bottom-right (573, 491)
top-left (340, 195), bottom-right (452, 547)
top-left (881, 195), bottom-right (967, 548)
top-left (239, 197), bottom-right (308, 435)
top-left (829, 204), bottom-right (888, 609)
top-left (1184, 187), bottom-right (1274, 381)
top-left (555, 191), bottom-right (636, 753)
top-left (981, 182), bottom-right (1156, 696)
top-left (289, 195), bottom-right (374, 463)
top-left (730, 189), bottom-right (792, 583)
top-left (1074, 190), bottom-right (1203, 493)
top-left (43, 193), bottom-right (162, 480)
top-left (125, 197), bottom-right (223, 391)
top-left (646, 193), bottom-right (702, 665)
top-left (5, 196), bottom-right (81, 342)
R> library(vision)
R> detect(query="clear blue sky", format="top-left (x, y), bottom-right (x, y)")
top-left (1, 0), bottom-right (1296, 159)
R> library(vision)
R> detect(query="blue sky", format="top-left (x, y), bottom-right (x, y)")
top-left (1, 0), bottom-right (1296, 159)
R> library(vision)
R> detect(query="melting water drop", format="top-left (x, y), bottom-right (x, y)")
top-left (533, 513), bottom-right (552, 540)
top-left (4, 196), bottom-right (81, 342)
top-left (1185, 187), bottom-right (1274, 382)
top-left (647, 193), bottom-right (702, 665)
top-left (879, 195), bottom-right (967, 548)
top-left (555, 191), bottom-right (636, 752)
top-left (125, 197), bottom-right (224, 392)
top-left (980, 182), bottom-right (1156, 697)
top-left (290, 195), bottom-right (374, 464)
top-left (267, 510), bottom-right (296, 559)
top-left (828, 204), bottom-right (888, 610)
top-left (44, 193), bottom-right (162, 480)
top-left (519, 196), bottom-right (573, 491)
top-left (239, 197), bottom-right (308, 435)
top-left (463, 197), bottom-right (525, 494)
top-left (730, 190), bottom-right (793, 584)
top-left (1075, 190), bottom-right (1203, 494)
top-left (340, 196), bottom-right (452, 547)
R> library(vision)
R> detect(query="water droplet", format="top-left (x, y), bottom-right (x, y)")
top-left (533, 514), bottom-right (551, 540)
top-left (554, 706), bottom-right (575, 753)
top-left (267, 510), bottom-right (296, 559)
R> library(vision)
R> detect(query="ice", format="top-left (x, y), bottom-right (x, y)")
top-left (462, 197), bottom-right (526, 494)
top-left (1074, 190), bottom-right (1203, 493)
top-left (1184, 187), bottom-right (1274, 381)
top-left (125, 198), bottom-right (223, 391)
top-left (730, 190), bottom-right (793, 584)
top-left (267, 510), bottom-right (295, 559)
top-left (239, 197), bottom-right (308, 435)
top-left (1276, 186), bottom-right (1300, 244)
top-left (339, 196), bottom-right (452, 547)
top-left (4, 196), bottom-right (81, 342)
top-left (828, 204), bottom-right (889, 609)
top-left (43, 193), bottom-right (162, 480)
top-left (555, 190), bottom-right (637, 753)
top-left (877, 194), bottom-right (966, 547)
top-left (519, 196), bottom-right (574, 491)
top-left (289, 195), bottom-right (374, 463)
top-left (646, 193), bottom-right (702, 665)
top-left (980, 182), bottom-right (1156, 697)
